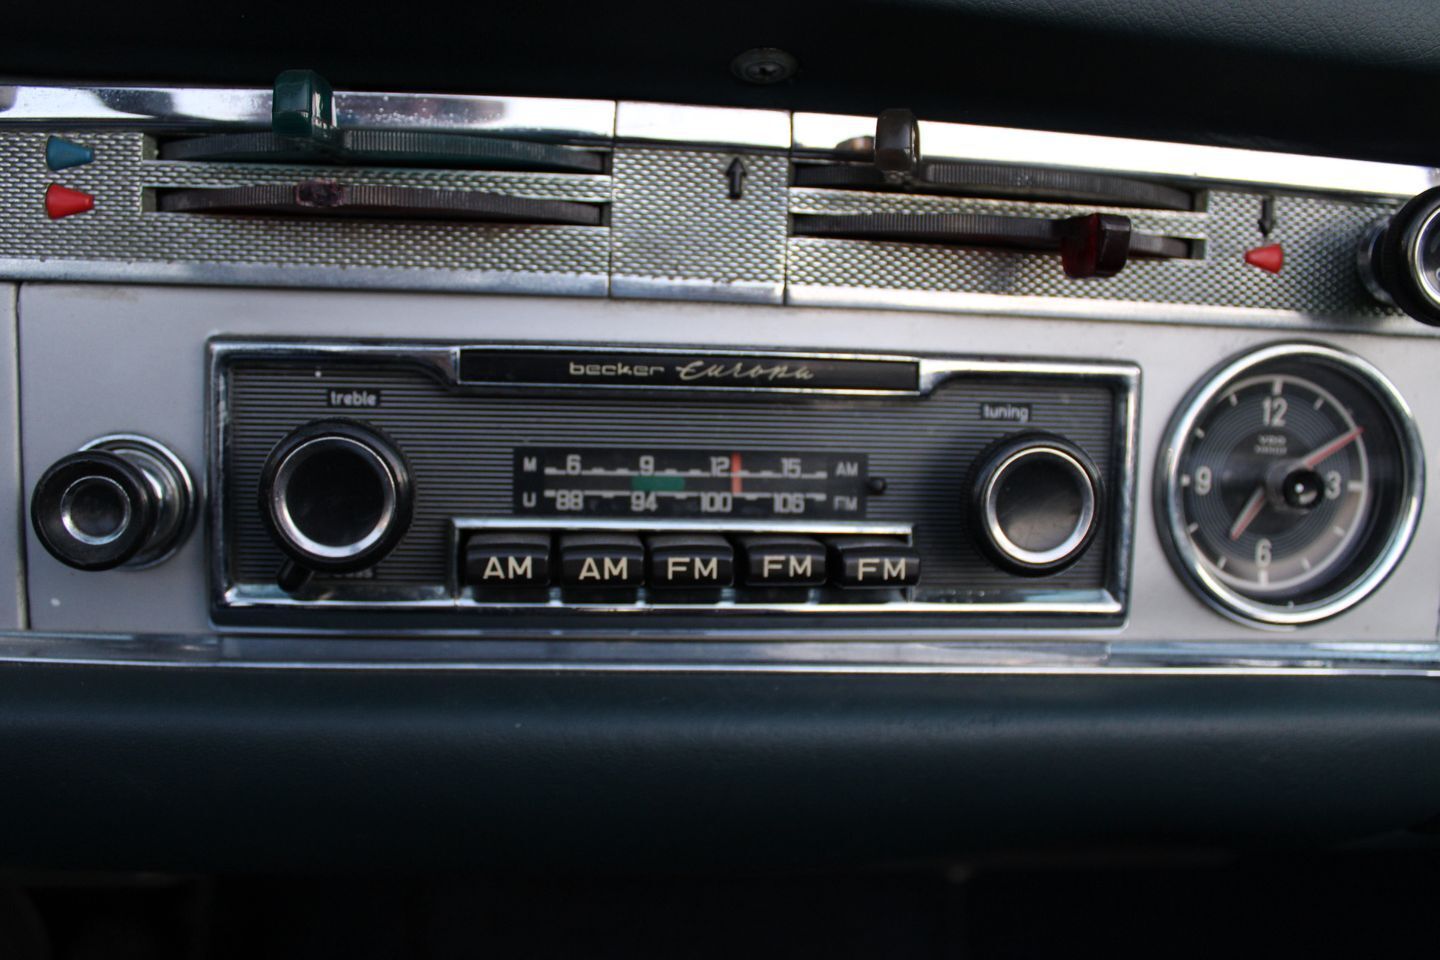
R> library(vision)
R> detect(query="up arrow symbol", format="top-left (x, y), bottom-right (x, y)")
top-left (726, 158), bottom-right (748, 200)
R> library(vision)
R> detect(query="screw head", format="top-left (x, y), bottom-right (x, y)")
top-left (730, 48), bottom-right (799, 85)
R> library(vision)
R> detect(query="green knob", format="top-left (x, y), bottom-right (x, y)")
top-left (272, 69), bottom-right (339, 144)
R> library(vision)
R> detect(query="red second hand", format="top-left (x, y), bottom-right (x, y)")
top-left (1301, 426), bottom-right (1364, 469)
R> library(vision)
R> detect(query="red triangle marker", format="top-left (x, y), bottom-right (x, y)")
top-left (1245, 243), bottom-right (1283, 274)
top-left (45, 183), bottom-right (94, 220)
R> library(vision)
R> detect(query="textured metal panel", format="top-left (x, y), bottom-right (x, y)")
top-left (610, 147), bottom-right (788, 303)
top-left (0, 131), bottom-right (610, 288)
top-left (787, 187), bottom-right (1401, 318)
top-left (222, 362), bottom-right (1117, 602)
top-left (0, 121), bottom-right (1415, 324)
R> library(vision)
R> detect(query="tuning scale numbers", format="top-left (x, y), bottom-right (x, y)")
top-left (514, 448), bottom-right (869, 519)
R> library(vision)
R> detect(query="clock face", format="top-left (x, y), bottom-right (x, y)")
top-left (1159, 345), bottom-right (1421, 625)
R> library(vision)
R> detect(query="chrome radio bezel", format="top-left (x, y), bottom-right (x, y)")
top-left (208, 340), bottom-right (1140, 629)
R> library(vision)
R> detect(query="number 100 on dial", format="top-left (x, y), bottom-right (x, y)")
top-left (513, 448), bottom-right (869, 519)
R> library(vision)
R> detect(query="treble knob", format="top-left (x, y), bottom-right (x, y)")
top-left (30, 435), bottom-right (195, 571)
top-left (1359, 185), bottom-right (1440, 325)
top-left (259, 419), bottom-right (413, 590)
top-left (968, 434), bottom-right (1102, 575)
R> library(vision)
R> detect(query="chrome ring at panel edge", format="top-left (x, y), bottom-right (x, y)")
top-left (1155, 342), bottom-right (1425, 627)
top-left (78, 433), bottom-right (196, 569)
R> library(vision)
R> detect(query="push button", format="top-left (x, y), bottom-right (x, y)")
top-left (44, 184), bottom-right (94, 220)
top-left (45, 136), bottom-right (94, 171)
top-left (464, 531), bottom-right (552, 587)
top-left (829, 537), bottom-right (921, 588)
top-left (559, 532), bottom-right (644, 587)
top-left (647, 533), bottom-right (734, 588)
top-left (736, 534), bottom-right (826, 586)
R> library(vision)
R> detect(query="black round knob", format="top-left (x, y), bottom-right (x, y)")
top-left (1361, 185), bottom-right (1440, 325)
top-left (32, 451), bottom-right (153, 571)
top-left (969, 434), bottom-right (1102, 575)
top-left (31, 436), bottom-right (195, 572)
top-left (259, 419), bottom-right (413, 576)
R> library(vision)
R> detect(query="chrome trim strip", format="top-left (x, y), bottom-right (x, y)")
top-left (792, 113), bottom-right (1440, 198)
top-left (0, 85), bottom-right (617, 140)
top-left (615, 101), bottom-right (790, 148)
top-left (610, 276), bottom-right (783, 305)
top-left (3, 632), bottom-right (1440, 677)
top-left (784, 283), bottom-right (1431, 334)
top-left (1155, 342), bottom-right (1426, 627)
top-left (2, 84), bottom-right (1433, 195)
top-left (454, 518), bottom-right (913, 535)
top-left (0, 260), bottom-right (610, 298)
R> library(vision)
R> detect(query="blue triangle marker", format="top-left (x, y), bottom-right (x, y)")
top-left (46, 137), bottom-right (94, 171)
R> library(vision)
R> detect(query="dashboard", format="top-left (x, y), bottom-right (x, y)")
top-left (5, 50), bottom-right (1440, 888)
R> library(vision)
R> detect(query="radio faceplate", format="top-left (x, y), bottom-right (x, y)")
top-left (212, 342), bottom-right (1137, 628)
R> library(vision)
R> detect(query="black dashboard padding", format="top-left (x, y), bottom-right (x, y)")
top-left (3, 0), bottom-right (1438, 163)
top-left (1, 664), bottom-right (1439, 872)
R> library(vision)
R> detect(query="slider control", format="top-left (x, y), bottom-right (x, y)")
top-left (160, 69), bottom-right (603, 173)
top-left (793, 211), bottom-right (1188, 279)
top-left (795, 108), bottom-right (1194, 211)
top-left (156, 180), bottom-right (603, 225)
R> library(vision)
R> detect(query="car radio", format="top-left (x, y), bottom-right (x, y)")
top-left (186, 342), bottom-right (1136, 627)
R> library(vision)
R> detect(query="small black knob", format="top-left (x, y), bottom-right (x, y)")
top-left (874, 108), bottom-right (920, 177)
top-left (1361, 185), bottom-right (1440, 325)
top-left (259, 419), bottom-right (413, 581)
top-left (969, 434), bottom-right (1102, 575)
top-left (31, 437), bottom-right (194, 571)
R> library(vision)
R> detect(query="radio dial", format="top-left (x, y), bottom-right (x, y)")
top-left (969, 434), bottom-right (1101, 575)
top-left (259, 419), bottom-right (414, 589)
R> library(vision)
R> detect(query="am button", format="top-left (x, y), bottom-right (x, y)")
top-left (464, 531), bottom-right (553, 587)
top-left (559, 532), bottom-right (645, 587)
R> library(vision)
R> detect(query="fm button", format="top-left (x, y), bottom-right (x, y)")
top-left (737, 534), bottom-right (827, 586)
top-left (647, 533), bottom-right (734, 587)
top-left (829, 537), bottom-right (921, 589)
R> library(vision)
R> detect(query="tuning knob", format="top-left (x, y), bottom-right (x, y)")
top-left (259, 419), bottom-right (413, 589)
top-left (969, 434), bottom-right (1101, 575)
top-left (1359, 185), bottom-right (1440, 325)
top-left (31, 435), bottom-right (195, 571)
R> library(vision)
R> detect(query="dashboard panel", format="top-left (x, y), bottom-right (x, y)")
top-left (5, 67), bottom-right (1440, 887)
